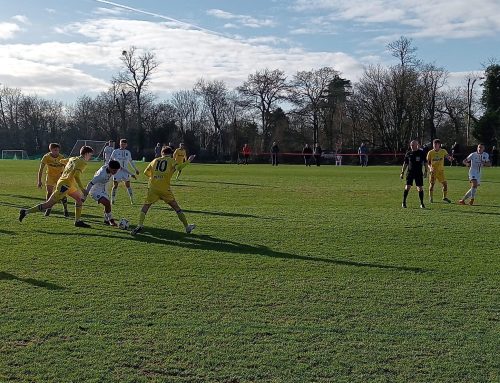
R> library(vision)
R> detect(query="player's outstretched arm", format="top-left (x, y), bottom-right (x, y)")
top-left (37, 163), bottom-right (45, 188)
top-left (175, 155), bottom-right (196, 172)
top-left (400, 164), bottom-right (407, 179)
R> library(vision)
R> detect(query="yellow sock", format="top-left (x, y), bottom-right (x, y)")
top-left (177, 211), bottom-right (188, 227)
top-left (138, 211), bottom-right (146, 226)
top-left (75, 206), bottom-right (82, 221)
top-left (27, 204), bottom-right (44, 214)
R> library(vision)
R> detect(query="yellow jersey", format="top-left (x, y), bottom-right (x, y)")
top-left (41, 153), bottom-right (67, 180)
top-left (144, 156), bottom-right (176, 190)
top-left (58, 156), bottom-right (88, 190)
top-left (427, 148), bottom-right (448, 171)
top-left (173, 148), bottom-right (187, 164)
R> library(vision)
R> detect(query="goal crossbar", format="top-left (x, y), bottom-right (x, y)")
top-left (69, 140), bottom-right (109, 160)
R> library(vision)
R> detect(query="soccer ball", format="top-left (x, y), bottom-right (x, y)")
top-left (118, 218), bottom-right (130, 230)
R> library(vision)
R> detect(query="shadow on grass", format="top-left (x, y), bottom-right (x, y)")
top-left (0, 271), bottom-right (66, 290)
top-left (0, 193), bottom-right (45, 202)
top-left (35, 228), bottom-right (428, 273)
top-left (0, 229), bottom-right (16, 235)
top-left (186, 179), bottom-right (276, 188)
top-left (443, 209), bottom-right (500, 216)
top-left (151, 207), bottom-right (276, 220)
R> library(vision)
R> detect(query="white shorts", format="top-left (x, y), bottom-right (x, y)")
top-left (113, 169), bottom-right (130, 182)
top-left (469, 172), bottom-right (481, 184)
top-left (90, 186), bottom-right (110, 202)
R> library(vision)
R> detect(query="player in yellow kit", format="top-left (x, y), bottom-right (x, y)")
top-left (130, 146), bottom-right (196, 235)
top-left (20, 146), bottom-right (94, 228)
top-left (173, 143), bottom-right (188, 180)
top-left (426, 139), bottom-right (454, 203)
top-left (37, 143), bottom-right (69, 217)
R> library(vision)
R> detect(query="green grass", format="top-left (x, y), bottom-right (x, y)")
top-left (0, 160), bottom-right (499, 382)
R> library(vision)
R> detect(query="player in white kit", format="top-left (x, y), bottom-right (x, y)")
top-left (102, 140), bottom-right (114, 165)
top-left (83, 160), bottom-right (136, 226)
top-left (458, 144), bottom-right (491, 205)
top-left (110, 139), bottom-right (140, 204)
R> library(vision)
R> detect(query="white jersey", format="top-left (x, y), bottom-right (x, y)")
top-left (467, 152), bottom-right (489, 182)
top-left (111, 148), bottom-right (138, 181)
top-left (89, 165), bottom-right (112, 201)
top-left (103, 146), bottom-right (114, 164)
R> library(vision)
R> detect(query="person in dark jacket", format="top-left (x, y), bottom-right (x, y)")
top-left (302, 144), bottom-right (313, 166)
top-left (314, 143), bottom-right (322, 166)
top-left (271, 142), bottom-right (279, 166)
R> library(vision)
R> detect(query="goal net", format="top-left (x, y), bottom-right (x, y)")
top-left (1, 150), bottom-right (29, 160)
top-left (69, 140), bottom-right (109, 160)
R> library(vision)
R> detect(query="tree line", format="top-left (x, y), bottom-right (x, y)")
top-left (1, 37), bottom-right (498, 160)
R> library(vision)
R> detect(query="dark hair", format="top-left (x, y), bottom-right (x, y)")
top-left (80, 146), bottom-right (94, 156)
top-left (433, 139), bottom-right (441, 145)
top-left (120, 139), bottom-right (127, 144)
top-left (161, 146), bottom-right (173, 155)
top-left (108, 160), bottom-right (121, 170)
top-left (48, 143), bottom-right (60, 150)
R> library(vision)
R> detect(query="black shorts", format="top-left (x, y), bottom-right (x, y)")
top-left (406, 173), bottom-right (423, 187)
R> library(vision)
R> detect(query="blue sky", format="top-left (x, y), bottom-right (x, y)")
top-left (0, 0), bottom-right (497, 102)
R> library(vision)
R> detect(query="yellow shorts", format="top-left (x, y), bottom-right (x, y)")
top-left (46, 175), bottom-right (61, 187)
top-left (430, 169), bottom-right (446, 183)
top-left (52, 181), bottom-right (78, 201)
top-left (144, 188), bottom-right (175, 204)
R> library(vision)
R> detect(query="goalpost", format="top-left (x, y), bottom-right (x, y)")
top-left (69, 140), bottom-right (109, 160)
top-left (1, 150), bottom-right (29, 160)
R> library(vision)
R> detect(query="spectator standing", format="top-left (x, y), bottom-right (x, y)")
top-left (242, 144), bottom-right (251, 165)
top-left (302, 144), bottom-right (313, 167)
top-left (154, 143), bottom-right (162, 158)
top-left (314, 143), bottom-right (322, 166)
top-left (491, 146), bottom-right (498, 167)
top-left (271, 142), bottom-right (279, 166)
top-left (358, 142), bottom-right (368, 166)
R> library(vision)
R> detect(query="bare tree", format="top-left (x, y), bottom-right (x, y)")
top-left (116, 47), bottom-right (159, 154)
top-left (420, 63), bottom-right (448, 140)
top-left (237, 68), bottom-right (289, 151)
top-left (289, 67), bottom-right (341, 145)
top-left (171, 90), bottom-right (202, 143)
top-left (194, 78), bottom-right (230, 158)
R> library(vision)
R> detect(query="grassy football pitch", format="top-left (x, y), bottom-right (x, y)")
top-left (0, 160), bottom-right (499, 382)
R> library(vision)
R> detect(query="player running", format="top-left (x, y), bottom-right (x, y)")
top-left (82, 160), bottom-right (136, 226)
top-left (426, 139), bottom-right (454, 203)
top-left (110, 139), bottom-right (140, 204)
top-left (458, 144), bottom-right (491, 205)
top-left (173, 143), bottom-right (188, 180)
top-left (400, 140), bottom-right (428, 209)
top-left (37, 143), bottom-right (70, 217)
top-left (20, 146), bottom-right (94, 228)
top-left (130, 146), bottom-right (196, 236)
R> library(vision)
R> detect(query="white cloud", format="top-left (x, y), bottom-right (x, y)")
top-left (12, 15), bottom-right (30, 25)
top-left (93, 7), bottom-right (126, 16)
top-left (0, 22), bottom-right (21, 40)
top-left (0, 57), bottom-right (108, 96)
top-left (291, 0), bottom-right (500, 39)
top-left (207, 8), bottom-right (276, 28)
top-left (0, 17), bottom-right (364, 99)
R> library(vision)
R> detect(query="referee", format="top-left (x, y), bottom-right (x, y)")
top-left (400, 140), bottom-right (428, 208)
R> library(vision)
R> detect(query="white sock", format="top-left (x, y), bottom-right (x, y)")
top-left (127, 187), bottom-right (133, 198)
top-left (470, 188), bottom-right (477, 198)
